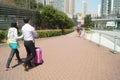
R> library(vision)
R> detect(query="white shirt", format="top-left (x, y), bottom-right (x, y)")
top-left (21, 23), bottom-right (37, 41)
top-left (8, 27), bottom-right (23, 43)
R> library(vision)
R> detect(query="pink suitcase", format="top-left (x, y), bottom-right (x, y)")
top-left (33, 47), bottom-right (43, 64)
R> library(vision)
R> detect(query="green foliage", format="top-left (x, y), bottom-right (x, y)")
top-left (37, 29), bottom-right (62, 38)
top-left (36, 2), bottom-right (44, 10)
top-left (0, 29), bottom-right (74, 43)
top-left (36, 29), bottom-right (74, 38)
top-left (65, 17), bottom-right (75, 29)
top-left (41, 5), bottom-right (57, 29)
top-left (84, 28), bottom-right (92, 33)
top-left (0, 30), bottom-right (7, 43)
top-left (39, 5), bottom-right (74, 29)
top-left (63, 29), bottom-right (74, 34)
top-left (54, 11), bottom-right (66, 28)
top-left (84, 14), bottom-right (93, 28)
top-left (104, 26), bottom-right (114, 30)
top-left (35, 10), bottom-right (42, 26)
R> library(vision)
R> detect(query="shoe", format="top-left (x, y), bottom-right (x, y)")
top-left (23, 63), bottom-right (28, 71)
top-left (18, 60), bottom-right (23, 64)
top-left (5, 67), bottom-right (12, 71)
top-left (28, 63), bottom-right (33, 68)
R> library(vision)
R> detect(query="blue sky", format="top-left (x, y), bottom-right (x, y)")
top-left (76, 0), bottom-right (101, 13)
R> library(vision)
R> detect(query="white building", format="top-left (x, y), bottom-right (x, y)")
top-left (36, 0), bottom-right (76, 18)
top-left (98, 4), bottom-right (101, 17)
top-left (82, 0), bottom-right (87, 17)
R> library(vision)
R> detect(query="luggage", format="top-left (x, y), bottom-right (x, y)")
top-left (33, 47), bottom-right (43, 64)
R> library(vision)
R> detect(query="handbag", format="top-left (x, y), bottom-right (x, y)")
top-left (6, 39), bottom-right (9, 44)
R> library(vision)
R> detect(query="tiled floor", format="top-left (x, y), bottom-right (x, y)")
top-left (0, 31), bottom-right (120, 80)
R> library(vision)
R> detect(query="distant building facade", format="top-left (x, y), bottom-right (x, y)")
top-left (82, 0), bottom-right (87, 17)
top-left (36, 0), bottom-right (76, 18)
top-left (98, 4), bottom-right (101, 17)
top-left (101, 0), bottom-right (120, 17)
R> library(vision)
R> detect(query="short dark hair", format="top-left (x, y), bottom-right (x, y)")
top-left (23, 17), bottom-right (30, 23)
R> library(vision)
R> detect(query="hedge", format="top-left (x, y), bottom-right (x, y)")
top-left (0, 30), bottom-right (7, 43)
top-left (0, 29), bottom-right (74, 43)
top-left (37, 29), bottom-right (74, 38)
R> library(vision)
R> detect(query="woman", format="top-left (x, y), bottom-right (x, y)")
top-left (5, 20), bottom-right (23, 71)
top-left (76, 24), bottom-right (81, 37)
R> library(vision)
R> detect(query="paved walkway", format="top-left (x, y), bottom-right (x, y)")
top-left (0, 31), bottom-right (120, 80)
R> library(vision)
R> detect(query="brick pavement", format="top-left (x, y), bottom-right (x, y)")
top-left (0, 31), bottom-right (120, 80)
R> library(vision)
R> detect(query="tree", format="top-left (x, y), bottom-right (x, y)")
top-left (39, 5), bottom-right (74, 29)
top-left (41, 5), bottom-right (56, 29)
top-left (35, 10), bottom-right (42, 27)
top-left (84, 14), bottom-right (93, 28)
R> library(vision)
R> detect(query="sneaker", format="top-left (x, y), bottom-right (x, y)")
top-left (23, 64), bottom-right (28, 71)
top-left (5, 67), bottom-right (12, 71)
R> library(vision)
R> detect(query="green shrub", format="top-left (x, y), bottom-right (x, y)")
top-left (85, 28), bottom-right (92, 33)
top-left (0, 30), bottom-right (7, 43)
top-left (0, 29), bottom-right (74, 43)
top-left (105, 26), bottom-right (114, 30)
top-left (37, 29), bottom-right (74, 38)
top-left (64, 29), bottom-right (74, 34)
top-left (37, 29), bottom-right (62, 38)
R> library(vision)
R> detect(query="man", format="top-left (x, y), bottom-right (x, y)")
top-left (21, 17), bottom-right (37, 71)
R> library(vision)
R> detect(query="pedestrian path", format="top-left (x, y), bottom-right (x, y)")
top-left (0, 31), bottom-right (120, 80)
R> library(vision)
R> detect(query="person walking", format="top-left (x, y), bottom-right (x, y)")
top-left (21, 17), bottom-right (37, 71)
top-left (76, 24), bottom-right (81, 37)
top-left (6, 20), bottom-right (23, 71)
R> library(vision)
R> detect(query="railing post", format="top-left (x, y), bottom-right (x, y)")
top-left (113, 36), bottom-right (117, 53)
top-left (83, 29), bottom-right (86, 39)
top-left (98, 33), bottom-right (101, 46)
top-left (90, 32), bottom-right (93, 41)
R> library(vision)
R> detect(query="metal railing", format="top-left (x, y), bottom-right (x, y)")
top-left (84, 31), bottom-right (120, 53)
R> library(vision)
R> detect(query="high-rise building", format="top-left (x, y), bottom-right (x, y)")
top-left (40, 0), bottom-right (76, 18)
top-left (111, 0), bottom-right (120, 15)
top-left (101, 0), bottom-right (120, 16)
top-left (82, 0), bottom-right (87, 17)
top-left (98, 4), bottom-right (101, 17)
top-left (36, 0), bottom-right (76, 18)
top-left (48, 0), bottom-right (64, 12)
top-left (64, 0), bottom-right (76, 16)
top-left (101, 0), bottom-right (107, 16)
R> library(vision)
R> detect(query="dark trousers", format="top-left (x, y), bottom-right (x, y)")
top-left (6, 49), bottom-right (21, 68)
top-left (24, 41), bottom-right (36, 66)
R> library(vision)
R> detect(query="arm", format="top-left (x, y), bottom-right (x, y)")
top-left (14, 28), bottom-right (23, 40)
top-left (7, 29), bottom-right (10, 39)
top-left (32, 27), bottom-right (37, 38)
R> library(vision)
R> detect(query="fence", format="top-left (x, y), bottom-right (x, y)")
top-left (0, 3), bottom-right (35, 29)
top-left (84, 30), bottom-right (120, 53)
